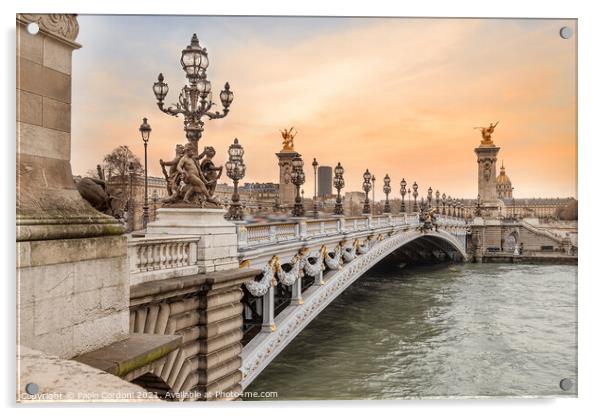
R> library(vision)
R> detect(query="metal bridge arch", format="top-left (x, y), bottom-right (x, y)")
top-left (240, 228), bottom-right (466, 388)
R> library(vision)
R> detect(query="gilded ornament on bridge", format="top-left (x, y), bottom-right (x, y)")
top-left (280, 127), bottom-right (297, 152)
top-left (19, 14), bottom-right (80, 41)
top-left (474, 121), bottom-right (499, 146)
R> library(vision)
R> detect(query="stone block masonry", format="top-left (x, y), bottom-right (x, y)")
top-left (17, 235), bottom-right (129, 358)
top-left (128, 268), bottom-right (259, 400)
top-left (17, 14), bottom-right (129, 359)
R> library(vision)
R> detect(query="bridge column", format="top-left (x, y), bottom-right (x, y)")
top-left (291, 276), bottom-right (303, 305)
top-left (235, 223), bottom-right (248, 249)
top-left (313, 269), bottom-right (324, 286)
top-left (269, 225), bottom-right (277, 243)
top-left (261, 285), bottom-right (276, 332)
top-left (337, 217), bottom-right (346, 233)
top-left (297, 219), bottom-right (307, 240)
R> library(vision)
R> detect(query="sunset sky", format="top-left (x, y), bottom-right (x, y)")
top-left (71, 16), bottom-right (577, 199)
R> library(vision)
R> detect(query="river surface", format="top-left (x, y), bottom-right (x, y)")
top-left (246, 263), bottom-right (577, 400)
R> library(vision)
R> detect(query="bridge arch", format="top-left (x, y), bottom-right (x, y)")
top-left (240, 228), bottom-right (466, 388)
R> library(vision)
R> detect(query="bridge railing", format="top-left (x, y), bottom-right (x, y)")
top-left (127, 234), bottom-right (199, 285)
top-left (239, 213), bottom-right (426, 249)
top-left (126, 212), bottom-right (463, 285)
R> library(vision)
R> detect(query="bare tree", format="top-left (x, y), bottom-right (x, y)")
top-left (102, 145), bottom-right (143, 181)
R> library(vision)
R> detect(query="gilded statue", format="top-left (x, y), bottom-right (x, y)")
top-left (280, 127), bottom-right (297, 151)
top-left (474, 121), bottom-right (499, 145)
top-left (419, 206), bottom-right (438, 233)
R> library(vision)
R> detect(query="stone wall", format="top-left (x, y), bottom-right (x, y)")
top-left (470, 218), bottom-right (569, 262)
top-left (17, 14), bottom-right (129, 358)
top-left (128, 268), bottom-right (257, 400)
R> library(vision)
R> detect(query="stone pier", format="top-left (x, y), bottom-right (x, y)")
top-left (17, 14), bottom-right (129, 358)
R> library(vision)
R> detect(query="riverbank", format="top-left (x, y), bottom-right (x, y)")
top-left (481, 253), bottom-right (577, 265)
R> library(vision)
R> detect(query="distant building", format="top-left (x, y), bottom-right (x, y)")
top-left (318, 166), bottom-right (333, 197)
top-left (496, 162), bottom-right (513, 198)
top-left (343, 191), bottom-right (365, 216)
top-left (462, 197), bottom-right (575, 220)
top-left (241, 182), bottom-right (279, 211)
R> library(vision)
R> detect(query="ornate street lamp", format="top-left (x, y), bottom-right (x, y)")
top-left (383, 174), bottom-right (391, 213)
top-left (224, 138), bottom-right (246, 221)
top-left (139, 117), bottom-right (151, 228)
top-left (333, 162), bottom-right (345, 216)
top-left (441, 193), bottom-right (447, 216)
top-left (412, 181), bottom-right (419, 213)
top-left (427, 186), bottom-right (433, 209)
top-left (435, 190), bottom-right (440, 214)
top-left (400, 178), bottom-right (407, 213)
top-left (152, 34), bottom-right (233, 155)
top-left (312, 158), bottom-right (319, 218)
top-left (291, 156), bottom-right (306, 217)
top-left (127, 162), bottom-right (135, 232)
top-left (362, 169), bottom-right (372, 215)
top-left (371, 174), bottom-right (376, 215)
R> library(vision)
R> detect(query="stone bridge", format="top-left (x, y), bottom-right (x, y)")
top-left (125, 212), bottom-right (467, 398)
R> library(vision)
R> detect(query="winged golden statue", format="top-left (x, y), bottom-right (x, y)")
top-left (280, 127), bottom-right (297, 151)
top-left (474, 121), bottom-right (499, 145)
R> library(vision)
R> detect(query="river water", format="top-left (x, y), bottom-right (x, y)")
top-left (246, 263), bottom-right (577, 400)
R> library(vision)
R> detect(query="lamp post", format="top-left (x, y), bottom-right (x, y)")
top-left (412, 181), bottom-right (419, 213)
top-left (400, 178), bottom-right (407, 213)
top-left (427, 186), bottom-right (433, 209)
top-left (224, 138), bottom-right (246, 221)
top-left (435, 190), bottom-right (440, 214)
top-left (441, 193), bottom-right (447, 216)
top-left (127, 162), bottom-right (134, 232)
top-left (371, 174), bottom-right (376, 214)
top-left (362, 169), bottom-right (372, 215)
top-left (333, 162), bottom-right (345, 216)
top-left (152, 34), bottom-right (233, 155)
top-left (139, 117), bottom-right (151, 228)
top-left (291, 156), bottom-right (305, 217)
top-left (312, 158), bottom-right (319, 218)
top-left (383, 174), bottom-right (391, 213)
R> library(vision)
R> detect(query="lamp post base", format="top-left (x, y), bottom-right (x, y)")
top-left (225, 203), bottom-right (244, 221)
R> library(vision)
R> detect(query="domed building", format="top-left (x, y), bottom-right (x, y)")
top-left (496, 162), bottom-right (513, 198)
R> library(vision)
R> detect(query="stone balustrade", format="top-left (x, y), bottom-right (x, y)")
top-left (128, 213), bottom-right (464, 286)
top-left (236, 213), bottom-right (434, 248)
top-left (128, 235), bottom-right (199, 286)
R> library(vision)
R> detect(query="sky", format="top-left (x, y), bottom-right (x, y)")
top-left (71, 15), bottom-right (577, 199)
